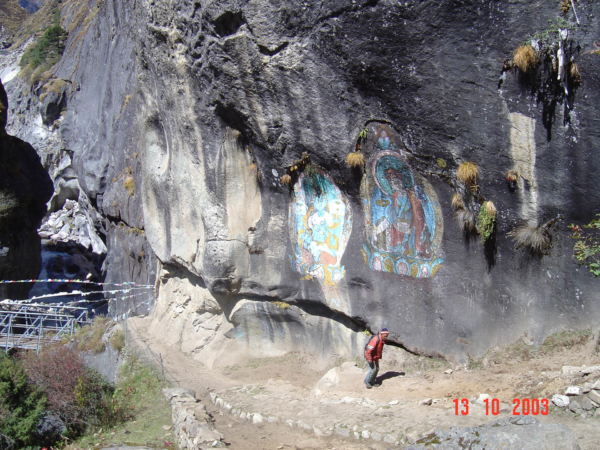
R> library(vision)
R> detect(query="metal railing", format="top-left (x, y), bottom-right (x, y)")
top-left (0, 304), bottom-right (90, 354)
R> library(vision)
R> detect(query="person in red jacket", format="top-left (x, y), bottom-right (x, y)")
top-left (364, 328), bottom-right (389, 388)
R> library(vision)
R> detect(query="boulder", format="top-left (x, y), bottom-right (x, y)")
top-left (579, 396), bottom-right (594, 411)
top-left (587, 390), bottom-right (600, 404)
top-left (313, 366), bottom-right (340, 397)
top-left (565, 386), bottom-right (581, 396)
top-left (406, 417), bottom-right (580, 450)
top-left (552, 395), bottom-right (570, 408)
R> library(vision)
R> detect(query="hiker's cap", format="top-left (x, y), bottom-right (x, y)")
top-left (381, 328), bottom-right (389, 333)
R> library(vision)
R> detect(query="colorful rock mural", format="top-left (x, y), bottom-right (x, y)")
top-left (360, 125), bottom-right (444, 278)
top-left (289, 168), bottom-right (352, 287)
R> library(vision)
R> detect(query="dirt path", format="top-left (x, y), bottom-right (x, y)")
top-left (128, 317), bottom-right (600, 449)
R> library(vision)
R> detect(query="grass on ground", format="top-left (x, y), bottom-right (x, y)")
top-left (67, 351), bottom-right (175, 450)
top-left (468, 329), bottom-right (594, 369)
top-left (401, 353), bottom-right (452, 374)
top-left (70, 316), bottom-right (112, 354)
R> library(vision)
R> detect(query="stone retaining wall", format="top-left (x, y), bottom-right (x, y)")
top-left (209, 391), bottom-right (401, 446)
top-left (551, 367), bottom-right (600, 419)
top-left (163, 388), bottom-right (225, 449)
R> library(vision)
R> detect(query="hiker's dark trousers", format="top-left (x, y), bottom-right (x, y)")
top-left (365, 361), bottom-right (379, 385)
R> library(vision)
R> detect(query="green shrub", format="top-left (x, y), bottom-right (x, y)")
top-left (0, 353), bottom-right (47, 450)
top-left (570, 214), bottom-right (600, 276)
top-left (21, 345), bottom-right (128, 439)
top-left (477, 201), bottom-right (496, 242)
top-left (20, 25), bottom-right (68, 82)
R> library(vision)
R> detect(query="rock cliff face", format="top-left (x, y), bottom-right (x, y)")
top-left (0, 0), bottom-right (29, 46)
top-left (0, 79), bottom-right (52, 299)
top-left (3, 0), bottom-right (600, 363)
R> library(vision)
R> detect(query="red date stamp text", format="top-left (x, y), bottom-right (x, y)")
top-left (453, 398), bottom-right (549, 416)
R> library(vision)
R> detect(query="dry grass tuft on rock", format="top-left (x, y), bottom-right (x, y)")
top-left (39, 78), bottom-right (67, 103)
top-left (123, 175), bottom-right (135, 196)
top-left (346, 151), bottom-right (365, 168)
top-left (281, 174), bottom-right (292, 186)
top-left (570, 62), bottom-right (582, 85)
top-left (249, 162), bottom-right (261, 182)
top-left (455, 209), bottom-right (477, 233)
top-left (508, 224), bottom-right (550, 252)
top-left (451, 193), bottom-right (464, 210)
top-left (505, 169), bottom-right (519, 183)
top-left (560, 0), bottom-right (573, 14)
top-left (456, 162), bottom-right (478, 186)
top-left (513, 45), bottom-right (540, 73)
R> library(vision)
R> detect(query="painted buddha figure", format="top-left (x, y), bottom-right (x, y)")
top-left (361, 124), bottom-right (444, 278)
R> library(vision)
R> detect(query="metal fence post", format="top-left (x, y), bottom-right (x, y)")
top-left (159, 353), bottom-right (165, 381)
top-left (6, 314), bottom-right (11, 351)
top-left (36, 317), bottom-right (42, 355)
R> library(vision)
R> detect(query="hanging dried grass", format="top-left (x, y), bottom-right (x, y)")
top-left (455, 209), bottom-right (477, 234)
top-left (513, 45), bottom-right (540, 73)
top-left (570, 62), bottom-right (582, 85)
top-left (451, 193), bottom-right (464, 210)
top-left (508, 225), bottom-right (550, 252)
top-left (281, 174), bottom-right (292, 186)
top-left (456, 162), bottom-right (478, 186)
top-left (505, 169), bottom-right (519, 183)
top-left (346, 151), bottom-right (365, 168)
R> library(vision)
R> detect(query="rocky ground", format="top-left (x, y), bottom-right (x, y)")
top-left (125, 317), bottom-right (600, 450)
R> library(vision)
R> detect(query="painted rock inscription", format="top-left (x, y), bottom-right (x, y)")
top-left (360, 125), bottom-right (444, 278)
top-left (289, 169), bottom-right (352, 286)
